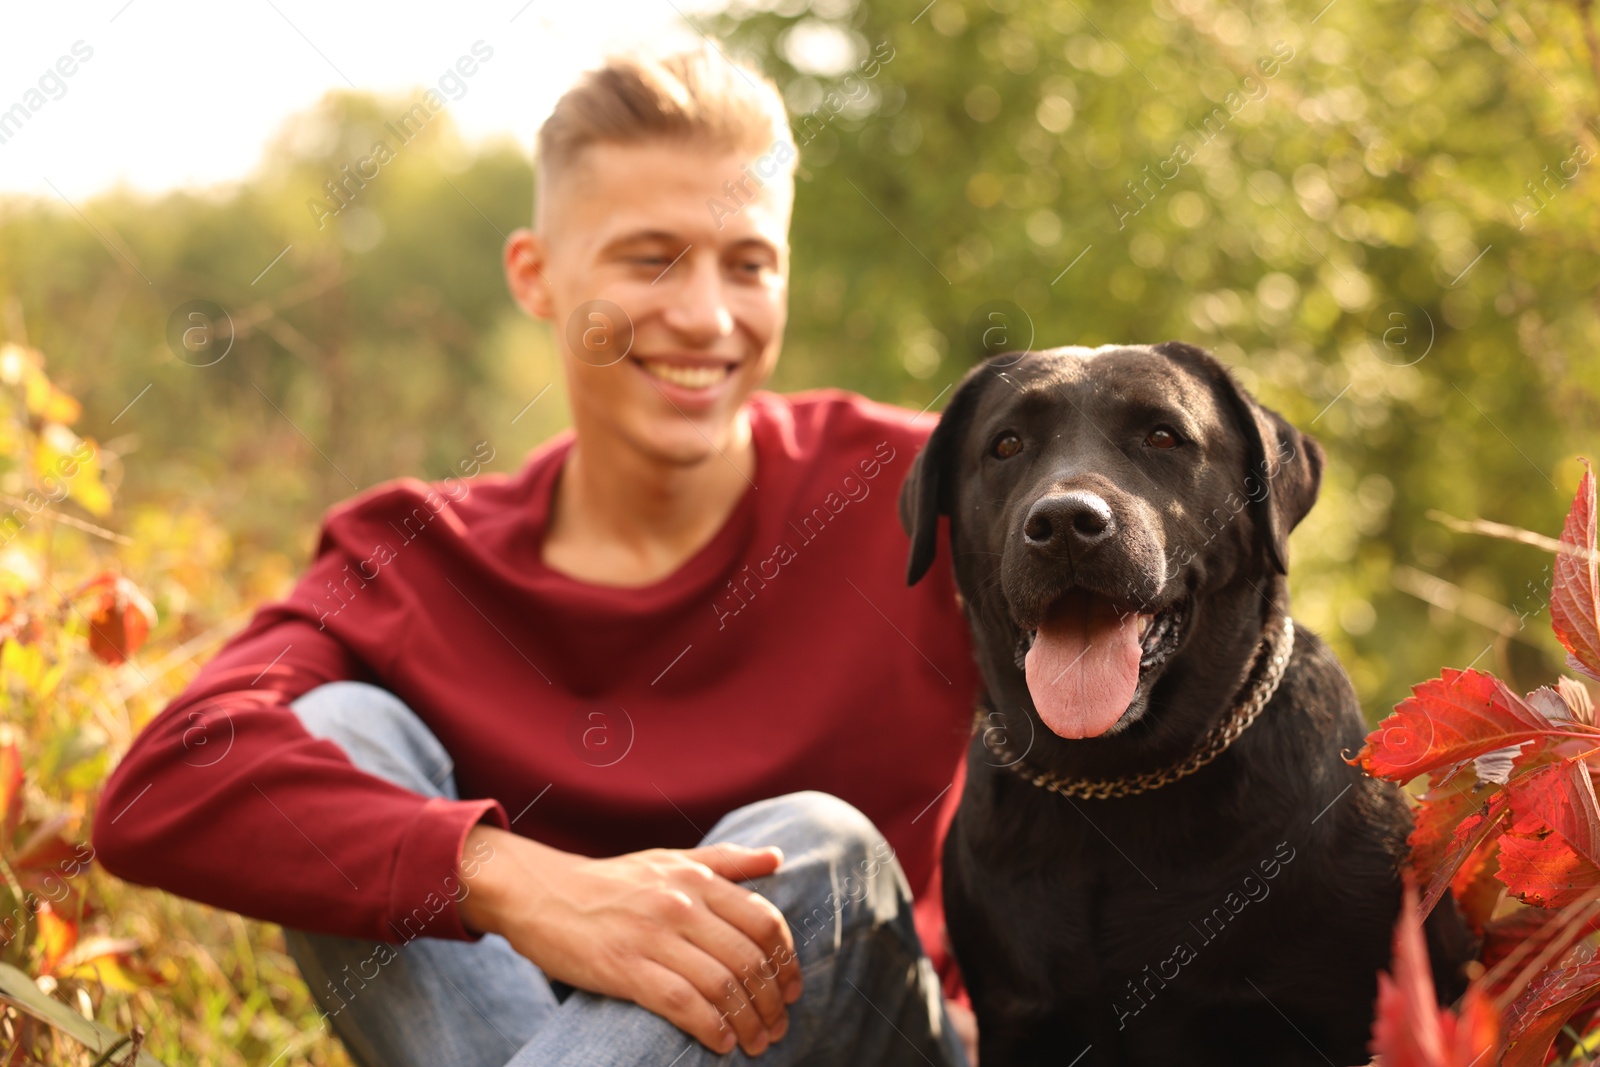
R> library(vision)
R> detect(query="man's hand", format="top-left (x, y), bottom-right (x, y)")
top-left (458, 825), bottom-right (802, 1056)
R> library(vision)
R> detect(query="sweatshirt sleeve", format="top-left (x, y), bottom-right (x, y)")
top-left (92, 491), bottom-right (510, 944)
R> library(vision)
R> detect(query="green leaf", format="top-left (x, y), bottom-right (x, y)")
top-left (0, 961), bottom-right (170, 1067)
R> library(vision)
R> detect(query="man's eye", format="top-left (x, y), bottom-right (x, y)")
top-left (990, 432), bottom-right (1023, 459)
top-left (1145, 426), bottom-right (1182, 450)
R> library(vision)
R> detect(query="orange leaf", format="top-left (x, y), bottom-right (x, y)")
top-left (1552, 459), bottom-right (1600, 682)
top-left (0, 742), bottom-right (21, 837)
top-left (57, 937), bottom-right (163, 992)
top-left (1356, 669), bottom-right (1557, 782)
top-left (1369, 879), bottom-right (1502, 1067)
top-left (34, 901), bottom-right (77, 975)
top-left (1496, 830), bottom-right (1600, 908)
top-left (23, 373), bottom-right (81, 424)
top-left (83, 574), bottom-right (155, 666)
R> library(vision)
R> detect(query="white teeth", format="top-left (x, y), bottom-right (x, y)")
top-left (1137, 614), bottom-right (1153, 639)
top-left (640, 360), bottom-right (728, 389)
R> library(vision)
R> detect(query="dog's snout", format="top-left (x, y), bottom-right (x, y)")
top-left (1022, 491), bottom-right (1115, 551)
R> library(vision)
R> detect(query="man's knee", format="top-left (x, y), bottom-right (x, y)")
top-left (710, 791), bottom-right (913, 955)
top-left (290, 681), bottom-right (456, 799)
top-left (714, 790), bottom-right (890, 864)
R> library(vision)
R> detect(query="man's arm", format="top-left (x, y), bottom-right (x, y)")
top-left (93, 551), bottom-right (505, 945)
top-left (456, 824), bottom-right (803, 1057)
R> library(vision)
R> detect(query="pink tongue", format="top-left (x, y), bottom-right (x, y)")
top-left (1024, 590), bottom-right (1145, 738)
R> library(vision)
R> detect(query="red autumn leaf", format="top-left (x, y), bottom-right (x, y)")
top-left (1496, 829), bottom-right (1600, 908)
top-left (1356, 668), bottom-right (1561, 782)
top-left (1480, 900), bottom-right (1600, 1006)
top-left (1480, 908), bottom-right (1563, 976)
top-left (11, 815), bottom-right (76, 871)
top-left (0, 606), bottom-right (41, 646)
top-left (1551, 459), bottom-right (1600, 682)
top-left (1492, 761), bottom-right (1600, 908)
top-left (34, 901), bottom-right (77, 975)
top-left (1369, 879), bottom-right (1502, 1067)
top-left (1508, 760), bottom-right (1600, 867)
top-left (9, 821), bottom-right (88, 910)
top-left (1450, 838), bottom-right (1504, 933)
top-left (79, 572), bottom-right (155, 666)
top-left (1410, 773), bottom-right (1492, 880)
top-left (1501, 958), bottom-right (1600, 1067)
top-left (1415, 792), bottom-right (1509, 921)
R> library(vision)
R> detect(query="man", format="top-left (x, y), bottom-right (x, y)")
top-left (93, 46), bottom-right (981, 1066)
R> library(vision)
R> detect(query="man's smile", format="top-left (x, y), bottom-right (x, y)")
top-left (629, 355), bottom-right (744, 412)
top-left (633, 355), bottom-right (738, 389)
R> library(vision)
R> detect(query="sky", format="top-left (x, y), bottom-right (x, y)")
top-left (0, 0), bottom-right (732, 201)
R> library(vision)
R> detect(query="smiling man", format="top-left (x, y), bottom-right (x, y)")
top-left (94, 46), bottom-right (979, 1067)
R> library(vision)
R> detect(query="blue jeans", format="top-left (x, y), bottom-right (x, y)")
top-left (283, 682), bottom-right (969, 1067)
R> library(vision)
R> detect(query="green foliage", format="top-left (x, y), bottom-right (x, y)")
top-left (0, 348), bottom-right (347, 1063)
top-left (3, 0), bottom-right (1588, 722)
top-left (716, 0), bottom-right (1600, 712)
top-left (0, 1), bottom-right (1597, 1059)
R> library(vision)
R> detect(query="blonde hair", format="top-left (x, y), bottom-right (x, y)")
top-left (535, 46), bottom-right (794, 222)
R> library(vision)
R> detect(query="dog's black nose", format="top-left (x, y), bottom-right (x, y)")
top-left (1023, 491), bottom-right (1115, 550)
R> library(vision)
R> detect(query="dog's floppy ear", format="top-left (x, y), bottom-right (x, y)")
top-left (900, 360), bottom-right (998, 585)
top-left (1154, 342), bottom-right (1325, 576)
top-left (1243, 403), bottom-right (1324, 574)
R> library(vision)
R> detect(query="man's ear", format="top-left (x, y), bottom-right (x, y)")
top-left (505, 229), bottom-right (553, 320)
top-left (900, 360), bottom-right (995, 586)
top-left (1154, 342), bottom-right (1324, 576)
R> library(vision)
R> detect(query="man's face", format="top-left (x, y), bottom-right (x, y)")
top-left (507, 139), bottom-right (793, 465)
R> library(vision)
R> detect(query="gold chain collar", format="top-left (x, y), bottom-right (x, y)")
top-left (975, 613), bottom-right (1295, 801)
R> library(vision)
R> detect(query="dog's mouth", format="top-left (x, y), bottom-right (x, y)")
top-left (1133, 598), bottom-right (1188, 672)
top-left (1014, 591), bottom-right (1190, 739)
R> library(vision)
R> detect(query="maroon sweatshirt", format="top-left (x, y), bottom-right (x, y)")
top-left (93, 388), bottom-right (980, 991)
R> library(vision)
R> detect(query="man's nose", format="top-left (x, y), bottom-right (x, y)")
top-left (660, 251), bottom-right (734, 344)
top-left (1022, 491), bottom-right (1116, 553)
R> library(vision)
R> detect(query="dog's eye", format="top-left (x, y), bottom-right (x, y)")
top-left (1145, 426), bottom-right (1182, 450)
top-left (990, 432), bottom-right (1023, 459)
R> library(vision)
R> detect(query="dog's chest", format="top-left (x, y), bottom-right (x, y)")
top-left (961, 857), bottom-right (1261, 996)
top-left (949, 769), bottom-right (1303, 1011)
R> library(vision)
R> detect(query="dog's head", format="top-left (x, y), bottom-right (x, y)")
top-left (900, 343), bottom-right (1323, 741)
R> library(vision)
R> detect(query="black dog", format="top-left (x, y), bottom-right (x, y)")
top-left (901, 344), bottom-right (1474, 1067)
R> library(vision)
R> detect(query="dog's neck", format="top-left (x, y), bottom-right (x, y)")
top-left (978, 572), bottom-right (1289, 783)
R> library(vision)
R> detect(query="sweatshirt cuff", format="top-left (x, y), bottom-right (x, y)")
top-left (386, 795), bottom-right (508, 943)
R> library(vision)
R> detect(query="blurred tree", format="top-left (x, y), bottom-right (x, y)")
top-left (716, 0), bottom-right (1600, 717)
top-left (0, 0), bottom-right (1596, 726)
top-left (0, 94), bottom-right (565, 573)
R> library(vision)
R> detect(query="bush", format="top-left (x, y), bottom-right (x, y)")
top-left (0, 341), bottom-right (347, 1066)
